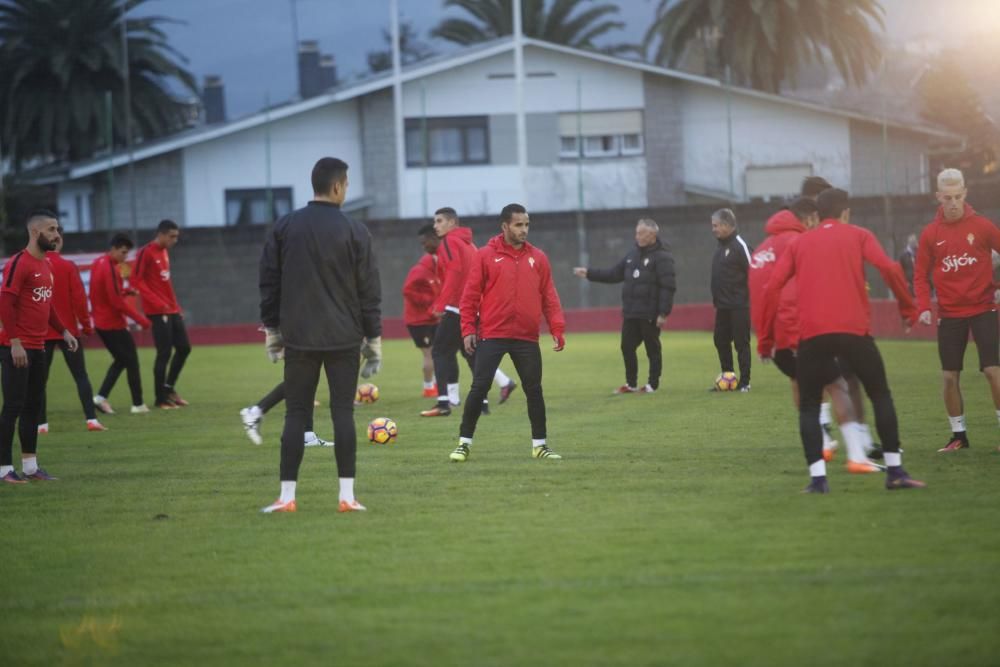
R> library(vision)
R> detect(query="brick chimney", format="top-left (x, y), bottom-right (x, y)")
top-left (298, 40), bottom-right (323, 99)
top-left (203, 75), bottom-right (226, 124)
top-left (320, 54), bottom-right (338, 89)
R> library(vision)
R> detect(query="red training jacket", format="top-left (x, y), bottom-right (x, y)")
top-left (914, 203), bottom-right (1000, 319)
top-left (133, 241), bottom-right (180, 315)
top-left (46, 251), bottom-right (92, 339)
top-left (460, 234), bottom-right (565, 342)
top-left (760, 220), bottom-right (915, 355)
top-left (749, 210), bottom-right (806, 352)
top-left (89, 254), bottom-right (152, 331)
top-left (434, 226), bottom-right (477, 314)
top-left (403, 253), bottom-right (440, 326)
top-left (0, 251), bottom-right (61, 350)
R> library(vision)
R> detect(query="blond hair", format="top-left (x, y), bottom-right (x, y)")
top-left (937, 168), bottom-right (965, 190)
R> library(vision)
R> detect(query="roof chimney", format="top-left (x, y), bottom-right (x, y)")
top-left (298, 40), bottom-right (323, 99)
top-left (320, 54), bottom-right (338, 89)
top-left (203, 75), bottom-right (226, 124)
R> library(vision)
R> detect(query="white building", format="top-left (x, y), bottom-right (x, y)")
top-left (33, 37), bottom-right (958, 231)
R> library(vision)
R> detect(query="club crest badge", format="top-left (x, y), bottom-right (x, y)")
top-left (644, 258), bottom-right (650, 266)
top-left (633, 269), bottom-right (640, 279)
top-left (725, 248), bottom-right (730, 257)
top-left (968, 233), bottom-right (975, 245)
top-left (528, 256), bottom-right (535, 268)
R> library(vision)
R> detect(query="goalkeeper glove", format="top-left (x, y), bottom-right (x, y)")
top-left (360, 336), bottom-right (382, 378)
top-left (264, 327), bottom-right (284, 363)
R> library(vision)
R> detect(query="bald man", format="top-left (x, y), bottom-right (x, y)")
top-left (0, 210), bottom-right (78, 484)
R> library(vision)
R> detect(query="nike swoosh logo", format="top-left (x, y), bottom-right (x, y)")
top-left (936, 240), bottom-right (946, 246)
top-left (494, 258), bottom-right (504, 263)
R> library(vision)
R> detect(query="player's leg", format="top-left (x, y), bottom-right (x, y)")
top-left (733, 307), bottom-right (751, 390)
top-left (618, 318), bottom-right (641, 392)
top-left (240, 382), bottom-right (284, 445)
top-left (509, 340), bottom-right (559, 459)
top-left (95, 329), bottom-right (125, 412)
top-left (796, 336), bottom-right (836, 492)
top-left (839, 335), bottom-right (924, 488)
top-left (59, 340), bottom-right (101, 427)
top-left (20, 350), bottom-right (54, 480)
top-left (824, 375), bottom-right (881, 472)
top-left (261, 348), bottom-right (320, 512)
top-left (0, 346), bottom-right (30, 483)
top-left (36, 340), bottom-right (57, 433)
top-left (640, 317), bottom-right (663, 392)
top-left (322, 348), bottom-right (362, 510)
top-left (150, 314), bottom-right (174, 407)
top-left (713, 308), bottom-right (734, 374)
top-left (425, 313), bottom-right (461, 415)
top-left (164, 314), bottom-right (191, 404)
top-left (937, 316), bottom-right (970, 451)
top-left (969, 311), bottom-right (1000, 430)
top-left (120, 332), bottom-right (146, 411)
top-left (453, 338), bottom-right (505, 462)
top-left (408, 325), bottom-right (437, 396)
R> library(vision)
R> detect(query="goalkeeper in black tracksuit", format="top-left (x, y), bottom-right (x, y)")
top-left (710, 208), bottom-right (754, 391)
top-left (574, 218), bottom-right (676, 393)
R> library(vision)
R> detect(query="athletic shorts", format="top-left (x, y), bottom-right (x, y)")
top-left (938, 310), bottom-right (999, 372)
top-left (772, 348), bottom-right (797, 379)
top-left (407, 324), bottom-right (437, 349)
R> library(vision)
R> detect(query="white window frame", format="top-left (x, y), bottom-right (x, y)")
top-left (582, 134), bottom-right (619, 158)
top-left (559, 136), bottom-right (580, 158)
top-left (620, 133), bottom-right (644, 156)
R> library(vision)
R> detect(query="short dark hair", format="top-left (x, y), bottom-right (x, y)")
top-left (157, 219), bottom-right (179, 234)
top-left (418, 223), bottom-right (436, 237)
top-left (788, 197), bottom-right (819, 220)
top-left (311, 157), bottom-right (348, 195)
top-left (500, 203), bottom-right (527, 223)
top-left (26, 208), bottom-right (58, 225)
top-left (817, 188), bottom-right (850, 220)
top-left (110, 233), bottom-right (134, 250)
top-left (712, 208), bottom-right (736, 227)
top-left (434, 207), bottom-right (458, 221)
top-left (801, 176), bottom-right (833, 198)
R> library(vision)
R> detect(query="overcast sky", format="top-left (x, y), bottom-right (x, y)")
top-left (139, 0), bottom-right (1000, 118)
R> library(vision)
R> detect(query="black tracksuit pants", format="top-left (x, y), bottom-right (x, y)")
top-left (97, 328), bottom-right (144, 406)
top-left (621, 318), bottom-right (662, 390)
top-left (151, 313), bottom-right (191, 403)
top-left (714, 307), bottom-right (751, 386)
top-left (460, 338), bottom-right (546, 440)
top-left (431, 311), bottom-right (474, 405)
top-left (280, 347), bottom-right (358, 481)
top-left (0, 347), bottom-right (47, 467)
top-left (257, 381), bottom-right (314, 433)
top-left (797, 334), bottom-right (901, 467)
top-left (38, 339), bottom-right (97, 423)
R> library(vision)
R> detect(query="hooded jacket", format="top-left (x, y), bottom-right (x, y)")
top-left (749, 210), bottom-right (805, 352)
top-left (711, 232), bottom-right (753, 308)
top-left (914, 203), bottom-right (1000, 319)
top-left (586, 238), bottom-right (676, 320)
top-left (460, 234), bottom-right (565, 342)
top-left (434, 226), bottom-right (477, 314)
top-left (402, 253), bottom-right (439, 326)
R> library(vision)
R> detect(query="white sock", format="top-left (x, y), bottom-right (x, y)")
top-left (819, 402), bottom-right (832, 426)
top-left (423, 381), bottom-right (434, 390)
top-left (38, 422), bottom-right (48, 430)
top-left (809, 460), bottom-right (826, 477)
top-left (339, 477), bottom-right (355, 503)
top-left (86, 419), bottom-right (100, 426)
top-left (857, 424), bottom-right (875, 454)
top-left (494, 368), bottom-right (511, 387)
top-left (304, 431), bottom-right (317, 443)
top-left (840, 422), bottom-right (868, 462)
top-left (459, 437), bottom-right (472, 445)
top-left (532, 438), bottom-right (546, 448)
top-left (0, 465), bottom-right (12, 476)
top-left (279, 481), bottom-right (296, 503)
top-left (884, 452), bottom-right (901, 467)
top-left (996, 409), bottom-right (1000, 427)
top-left (95, 394), bottom-right (106, 403)
top-left (948, 415), bottom-right (966, 433)
top-left (248, 405), bottom-right (263, 419)
top-left (447, 383), bottom-right (460, 405)
top-left (23, 456), bottom-right (38, 475)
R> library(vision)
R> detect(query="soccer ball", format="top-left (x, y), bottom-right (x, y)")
top-left (355, 383), bottom-right (379, 403)
top-left (714, 372), bottom-right (739, 391)
top-left (367, 417), bottom-right (397, 444)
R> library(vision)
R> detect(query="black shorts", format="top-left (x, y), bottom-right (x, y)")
top-left (408, 324), bottom-right (437, 349)
top-left (938, 310), bottom-right (999, 372)
top-left (773, 348), bottom-right (797, 379)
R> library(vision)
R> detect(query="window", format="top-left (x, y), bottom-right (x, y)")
top-left (224, 188), bottom-right (293, 226)
top-left (557, 110), bottom-right (645, 159)
top-left (405, 116), bottom-right (490, 166)
top-left (559, 136), bottom-right (579, 158)
top-left (583, 135), bottom-right (619, 158)
top-left (621, 133), bottom-right (644, 156)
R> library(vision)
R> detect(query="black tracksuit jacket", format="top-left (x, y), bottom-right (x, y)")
top-left (711, 233), bottom-right (753, 309)
top-left (587, 239), bottom-right (677, 319)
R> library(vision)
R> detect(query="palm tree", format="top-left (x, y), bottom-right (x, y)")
top-left (0, 0), bottom-right (197, 169)
top-left (432, 0), bottom-right (633, 54)
top-left (643, 0), bottom-right (885, 93)
top-left (367, 21), bottom-right (436, 73)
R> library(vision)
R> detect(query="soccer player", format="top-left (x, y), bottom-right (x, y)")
top-left (573, 218), bottom-right (676, 394)
top-left (751, 199), bottom-right (882, 473)
top-left (420, 207), bottom-right (504, 416)
top-left (914, 168), bottom-right (1000, 452)
top-left (133, 219), bottom-right (191, 409)
top-left (449, 203), bottom-right (566, 463)
top-left (37, 232), bottom-right (106, 433)
top-left (258, 157), bottom-right (382, 513)
top-left (90, 234), bottom-right (153, 414)
top-left (760, 188), bottom-right (924, 493)
top-left (710, 208), bottom-right (753, 392)
top-left (239, 381), bottom-right (331, 447)
top-left (0, 210), bottom-right (78, 484)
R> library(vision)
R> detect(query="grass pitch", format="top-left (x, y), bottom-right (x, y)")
top-left (1, 332), bottom-right (998, 666)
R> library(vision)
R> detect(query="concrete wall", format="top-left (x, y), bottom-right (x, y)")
top-left (849, 120), bottom-right (931, 196)
top-left (88, 151), bottom-right (186, 230)
top-left (643, 74), bottom-right (685, 206)
top-left (58, 192), bottom-right (1000, 328)
top-left (360, 89), bottom-right (398, 219)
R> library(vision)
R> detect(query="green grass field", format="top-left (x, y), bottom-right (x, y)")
top-left (1, 332), bottom-right (998, 666)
